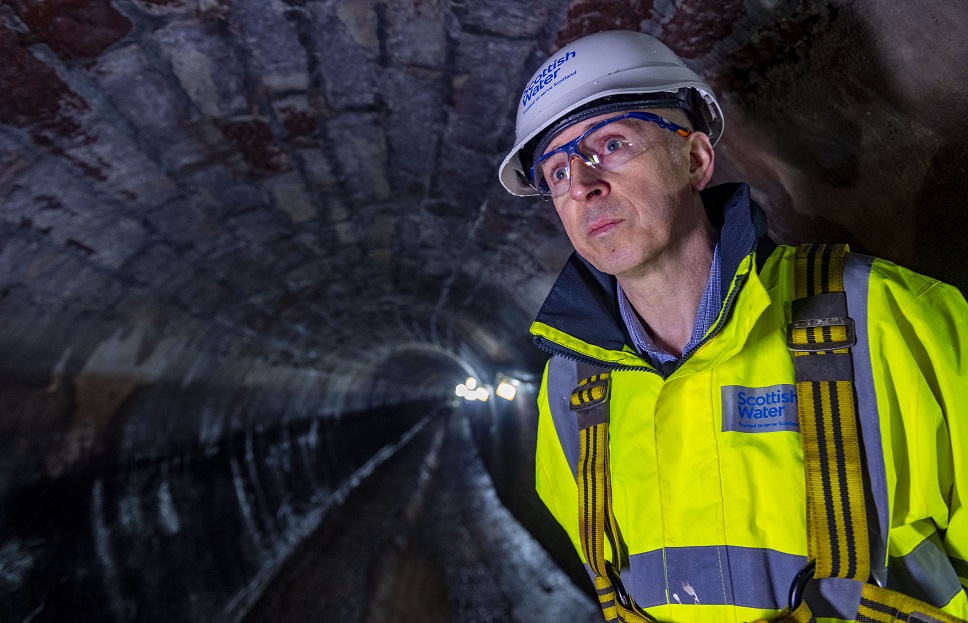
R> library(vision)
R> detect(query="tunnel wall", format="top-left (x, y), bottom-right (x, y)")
top-left (0, 311), bottom-right (458, 623)
top-left (0, 390), bottom-right (442, 623)
top-left (465, 388), bottom-right (594, 600)
top-left (0, 205), bottom-right (510, 623)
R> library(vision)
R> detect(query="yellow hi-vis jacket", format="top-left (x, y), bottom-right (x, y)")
top-left (531, 184), bottom-right (968, 623)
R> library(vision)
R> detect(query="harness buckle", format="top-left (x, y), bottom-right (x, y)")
top-left (569, 373), bottom-right (610, 411)
top-left (788, 560), bottom-right (886, 612)
top-left (786, 317), bottom-right (856, 353)
top-left (787, 560), bottom-right (815, 611)
top-left (605, 561), bottom-right (634, 610)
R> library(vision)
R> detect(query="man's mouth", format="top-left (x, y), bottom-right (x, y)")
top-left (587, 217), bottom-right (622, 236)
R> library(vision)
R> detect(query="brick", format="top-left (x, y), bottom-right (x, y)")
top-left (176, 165), bottom-right (264, 217)
top-left (15, 88), bottom-right (181, 211)
top-left (130, 0), bottom-right (195, 16)
top-left (2, 157), bottom-right (103, 242)
top-left (229, 0), bottom-right (310, 94)
top-left (176, 278), bottom-right (229, 316)
top-left (332, 0), bottom-right (380, 52)
top-left (216, 116), bottom-right (292, 176)
top-left (28, 254), bottom-right (124, 312)
top-left (308, 2), bottom-right (380, 109)
top-left (384, 1), bottom-right (447, 67)
top-left (75, 214), bottom-right (150, 270)
top-left (272, 95), bottom-right (319, 147)
top-left (659, 0), bottom-right (745, 59)
top-left (296, 148), bottom-right (337, 195)
top-left (123, 242), bottom-right (195, 288)
top-left (8, 0), bottom-right (132, 60)
top-left (325, 112), bottom-right (389, 203)
top-left (0, 231), bottom-right (37, 286)
top-left (90, 43), bottom-right (233, 176)
top-left (447, 34), bottom-right (531, 152)
top-left (154, 20), bottom-right (250, 118)
top-left (143, 196), bottom-right (231, 256)
top-left (457, 1), bottom-right (554, 38)
top-left (557, 0), bottom-right (653, 45)
top-left (226, 209), bottom-right (290, 247)
top-left (0, 25), bottom-right (90, 139)
top-left (284, 258), bottom-right (331, 290)
top-left (383, 67), bottom-right (443, 192)
top-left (268, 171), bottom-right (317, 224)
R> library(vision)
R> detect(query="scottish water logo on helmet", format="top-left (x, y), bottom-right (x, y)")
top-left (498, 30), bottom-right (725, 196)
top-left (521, 49), bottom-right (578, 114)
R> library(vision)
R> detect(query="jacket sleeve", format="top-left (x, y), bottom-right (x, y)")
top-left (910, 280), bottom-right (968, 586)
top-left (869, 260), bottom-right (968, 614)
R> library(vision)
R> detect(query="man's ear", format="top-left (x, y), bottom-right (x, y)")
top-left (687, 132), bottom-right (715, 191)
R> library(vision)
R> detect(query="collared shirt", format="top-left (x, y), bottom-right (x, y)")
top-left (617, 241), bottom-right (721, 370)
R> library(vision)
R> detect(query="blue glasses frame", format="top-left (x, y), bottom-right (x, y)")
top-left (529, 111), bottom-right (692, 196)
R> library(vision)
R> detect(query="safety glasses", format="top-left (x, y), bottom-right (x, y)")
top-left (529, 111), bottom-right (691, 198)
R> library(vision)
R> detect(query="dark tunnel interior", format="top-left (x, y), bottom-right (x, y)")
top-left (2, 1), bottom-right (968, 621)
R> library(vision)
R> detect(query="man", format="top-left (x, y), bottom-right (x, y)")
top-left (498, 30), bottom-right (968, 623)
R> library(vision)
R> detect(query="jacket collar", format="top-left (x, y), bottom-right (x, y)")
top-left (531, 182), bottom-right (776, 356)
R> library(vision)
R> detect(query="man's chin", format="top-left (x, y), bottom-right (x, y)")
top-left (583, 253), bottom-right (635, 278)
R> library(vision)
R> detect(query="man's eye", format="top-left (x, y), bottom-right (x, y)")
top-left (603, 138), bottom-right (627, 153)
top-left (551, 166), bottom-right (568, 182)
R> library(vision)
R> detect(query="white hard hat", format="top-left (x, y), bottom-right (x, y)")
top-left (498, 30), bottom-right (724, 196)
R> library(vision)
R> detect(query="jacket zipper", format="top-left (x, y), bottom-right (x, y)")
top-left (533, 256), bottom-right (753, 378)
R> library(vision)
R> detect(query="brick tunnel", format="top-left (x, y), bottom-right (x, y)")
top-left (2, 1), bottom-right (967, 622)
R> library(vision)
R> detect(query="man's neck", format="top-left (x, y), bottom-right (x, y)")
top-left (617, 222), bottom-right (717, 359)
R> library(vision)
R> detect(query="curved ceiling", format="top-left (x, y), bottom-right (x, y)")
top-left (4, 1), bottom-right (967, 412)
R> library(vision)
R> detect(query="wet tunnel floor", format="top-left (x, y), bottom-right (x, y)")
top-left (241, 411), bottom-right (601, 623)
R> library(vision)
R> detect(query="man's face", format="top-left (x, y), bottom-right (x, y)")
top-left (543, 110), bottom-right (712, 280)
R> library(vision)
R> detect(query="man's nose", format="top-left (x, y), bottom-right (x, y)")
top-left (567, 155), bottom-right (608, 200)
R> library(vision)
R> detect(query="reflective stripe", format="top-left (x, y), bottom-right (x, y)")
top-left (624, 546), bottom-right (806, 609)
top-left (887, 530), bottom-right (965, 608)
top-left (844, 252), bottom-right (890, 585)
top-left (805, 577), bottom-right (864, 620)
top-left (546, 356), bottom-right (580, 479)
top-left (620, 544), bottom-right (957, 618)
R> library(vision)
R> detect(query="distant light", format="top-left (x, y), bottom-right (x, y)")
top-left (456, 379), bottom-right (489, 402)
top-left (496, 381), bottom-right (517, 401)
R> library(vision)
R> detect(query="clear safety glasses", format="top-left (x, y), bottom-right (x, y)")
top-left (529, 111), bottom-right (692, 198)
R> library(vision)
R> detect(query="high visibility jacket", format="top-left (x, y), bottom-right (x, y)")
top-left (531, 183), bottom-right (968, 623)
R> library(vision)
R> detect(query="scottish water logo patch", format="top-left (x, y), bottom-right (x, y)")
top-left (721, 384), bottom-right (798, 433)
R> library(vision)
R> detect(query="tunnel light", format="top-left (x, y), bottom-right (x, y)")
top-left (455, 379), bottom-right (489, 402)
top-left (494, 374), bottom-right (523, 401)
top-left (496, 381), bottom-right (517, 401)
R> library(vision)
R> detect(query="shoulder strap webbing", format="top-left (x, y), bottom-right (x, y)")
top-left (790, 244), bottom-right (965, 623)
top-left (572, 361), bottom-right (656, 623)
top-left (789, 243), bottom-right (870, 582)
